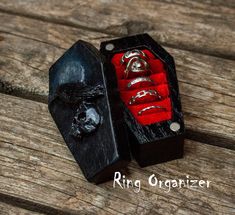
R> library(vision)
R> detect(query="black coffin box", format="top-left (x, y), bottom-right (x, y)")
top-left (48, 41), bottom-right (130, 184)
top-left (100, 34), bottom-right (184, 167)
top-left (48, 33), bottom-right (184, 184)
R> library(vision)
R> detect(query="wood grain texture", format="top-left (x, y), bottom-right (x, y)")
top-left (0, 202), bottom-right (44, 215)
top-left (0, 0), bottom-right (234, 59)
top-left (0, 93), bottom-right (234, 214)
top-left (0, 0), bottom-right (234, 214)
top-left (0, 12), bottom-right (234, 148)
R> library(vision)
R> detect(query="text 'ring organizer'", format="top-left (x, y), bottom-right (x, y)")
top-left (48, 34), bottom-right (185, 184)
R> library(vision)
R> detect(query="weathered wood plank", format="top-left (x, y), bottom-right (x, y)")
top-left (0, 202), bottom-right (44, 215)
top-left (0, 0), bottom-right (234, 59)
top-left (0, 93), bottom-right (234, 214)
top-left (0, 12), bottom-right (234, 148)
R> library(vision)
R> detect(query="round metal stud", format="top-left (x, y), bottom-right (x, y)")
top-left (170, 122), bottom-right (181, 132)
top-left (105, 43), bottom-right (115, 51)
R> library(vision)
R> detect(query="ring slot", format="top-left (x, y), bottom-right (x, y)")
top-left (138, 105), bottom-right (166, 115)
top-left (120, 49), bottom-right (148, 65)
top-left (126, 77), bottom-right (154, 90)
top-left (129, 89), bottom-right (161, 105)
top-left (124, 56), bottom-right (150, 79)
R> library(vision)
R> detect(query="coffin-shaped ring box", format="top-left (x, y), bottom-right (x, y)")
top-left (100, 34), bottom-right (184, 167)
top-left (48, 33), bottom-right (184, 184)
top-left (48, 41), bottom-right (131, 184)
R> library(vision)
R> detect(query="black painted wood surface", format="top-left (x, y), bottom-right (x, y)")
top-left (100, 34), bottom-right (184, 167)
top-left (48, 40), bottom-right (130, 183)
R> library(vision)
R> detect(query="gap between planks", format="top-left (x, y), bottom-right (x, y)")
top-left (0, 195), bottom-right (60, 215)
top-left (0, 0), bottom-right (234, 59)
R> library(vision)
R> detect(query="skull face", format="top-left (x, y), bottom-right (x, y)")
top-left (70, 102), bottom-right (102, 139)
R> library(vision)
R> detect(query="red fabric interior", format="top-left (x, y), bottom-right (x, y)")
top-left (111, 49), bottom-right (172, 125)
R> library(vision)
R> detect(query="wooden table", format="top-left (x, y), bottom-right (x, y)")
top-left (0, 1), bottom-right (234, 214)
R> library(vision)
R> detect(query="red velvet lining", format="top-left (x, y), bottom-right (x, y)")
top-left (111, 49), bottom-right (172, 125)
